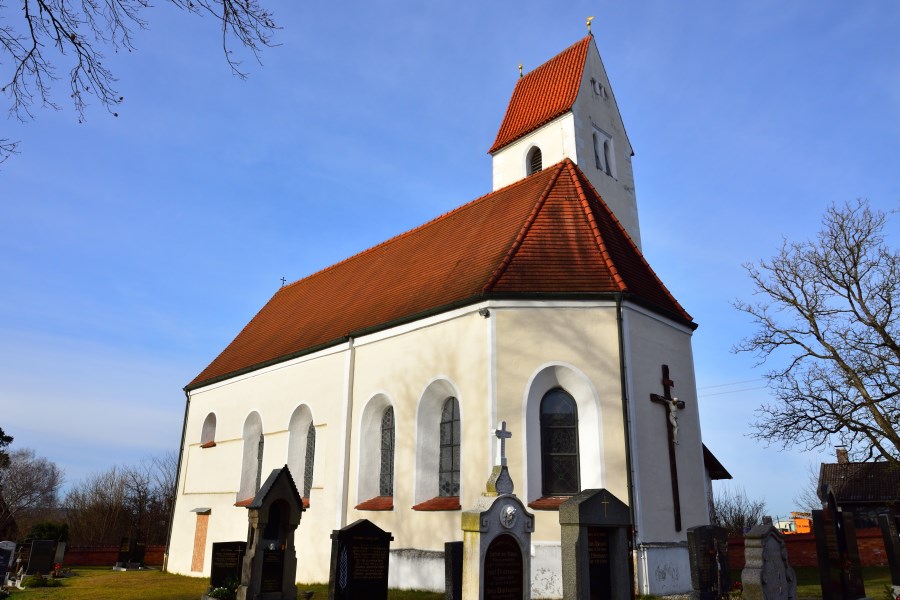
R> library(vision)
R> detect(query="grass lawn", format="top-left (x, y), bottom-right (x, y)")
top-left (4, 567), bottom-right (443, 600)
top-left (732, 566), bottom-right (892, 600)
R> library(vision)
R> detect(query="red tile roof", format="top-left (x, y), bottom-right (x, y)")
top-left (488, 36), bottom-right (591, 154)
top-left (187, 159), bottom-right (693, 390)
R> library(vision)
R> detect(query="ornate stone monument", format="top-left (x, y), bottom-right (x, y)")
top-left (328, 519), bottom-right (393, 600)
top-left (687, 525), bottom-right (729, 600)
top-left (461, 422), bottom-right (534, 600)
top-left (559, 489), bottom-right (632, 600)
top-left (741, 523), bottom-right (797, 600)
top-left (236, 465), bottom-right (304, 600)
top-left (813, 490), bottom-right (867, 600)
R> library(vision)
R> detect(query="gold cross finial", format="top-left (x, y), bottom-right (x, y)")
top-left (518, 63), bottom-right (523, 78)
top-left (587, 16), bottom-right (595, 34)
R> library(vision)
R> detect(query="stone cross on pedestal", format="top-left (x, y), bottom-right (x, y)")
top-left (650, 364), bottom-right (686, 532)
top-left (495, 421), bottom-right (512, 467)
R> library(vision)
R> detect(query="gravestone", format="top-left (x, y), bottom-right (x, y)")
top-left (559, 488), bottom-right (632, 600)
top-left (115, 537), bottom-right (147, 570)
top-left (26, 540), bottom-right (56, 575)
top-left (742, 523), bottom-right (796, 600)
top-left (687, 525), bottom-right (729, 600)
top-left (53, 541), bottom-right (66, 566)
top-left (813, 504), bottom-right (867, 600)
top-left (328, 519), bottom-right (393, 600)
top-left (0, 540), bottom-right (14, 582)
top-left (236, 465), bottom-right (304, 600)
top-left (461, 422), bottom-right (534, 600)
top-left (210, 541), bottom-right (247, 588)
top-left (445, 541), bottom-right (463, 600)
top-left (117, 537), bottom-right (131, 566)
top-left (879, 513), bottom-right (900, 598)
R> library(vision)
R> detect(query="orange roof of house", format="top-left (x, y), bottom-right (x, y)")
top-left (188, 159), bottom-right (692, 390)
top-left (488, 36), bottom-right (591, 154)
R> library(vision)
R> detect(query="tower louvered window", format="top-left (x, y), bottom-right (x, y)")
top-left (527, 147), bottom-right (543, 175)
top-left (438, 397), bottom-right (460, 497)
top-left (379, 407), bottom-right (395, 496)
top-left (540, 388), bottom-right (579, 496)
top-left (303, 422), bottom-right (316, 498)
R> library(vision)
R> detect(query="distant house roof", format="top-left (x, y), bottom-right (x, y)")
top-left (818, 461), bottom-right (900, 504)
top-left (187, 159), bottom-right (693, 391)
top-left (488, 36), bottom-right (592, 154)
top-left (702, 444), bottom-right (732, 480)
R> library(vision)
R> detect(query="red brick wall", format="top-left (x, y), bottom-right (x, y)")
top-left (728, 528), bottom-right (887, 569)
top-left (63, 545), bottom-right (165, 567)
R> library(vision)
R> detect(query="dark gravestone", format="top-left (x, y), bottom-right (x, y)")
top-left (117, 537), bottom-right (131, 565)
top-left (444, 541), bottom-right (462, 600)
top-left (210, 541), bottom-right (247, 588)
top-left (131, 539), bottom-right (147, 567)
top-left (813, 507), bottom-right (866, 600)
top-left (0, 546), bottom-right (12, 577)
top-left (559, 488), bottom-right (632, 600)
top-left (329, 519), bottom-right (393, 600)
top-left (236, 465), bottom-right (304, 600)
top-left (483, 534), bottom-right (523, 600)
top-left (878, 513), bottom-right (900, 587)
top-left (26, 540), bottom-right (56, 575)
top-left (687, 525), bottom-right (729, 600)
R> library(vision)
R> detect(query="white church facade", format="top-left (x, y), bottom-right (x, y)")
top-left (166, 34), bottom-right (717, 597)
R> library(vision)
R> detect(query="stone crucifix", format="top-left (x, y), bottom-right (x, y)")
top-left (495, 420), bottom-right (512, 467)
top-left (650, 364), bottom-right (686, 532)
top-left (486, 421), bottom-right (514, 495)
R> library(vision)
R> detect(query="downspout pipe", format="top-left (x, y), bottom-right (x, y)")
top-left (616, 295), bottom-right (639, 592)
top-left (164, 388), bottom-right (191, 573)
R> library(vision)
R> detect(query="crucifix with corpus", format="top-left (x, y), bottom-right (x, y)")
top-left (650, 364), bottom-right (686, 531)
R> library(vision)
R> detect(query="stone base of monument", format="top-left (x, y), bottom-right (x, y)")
top-left (112, 562), bottom-right (147, 571)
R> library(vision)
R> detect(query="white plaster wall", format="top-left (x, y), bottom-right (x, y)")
top-left (168, 346), bottom-right (348, 584)
top-left (491, 114), bottom-right (576, 190)
top-left (531, 542), bottom-right (563, 599)
top-left (622, 304), bottom-right (709, 595)
top-left (388, 549), bottom-right (445, 591)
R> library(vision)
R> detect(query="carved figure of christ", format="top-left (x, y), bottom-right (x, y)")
top-left (650, 364), bottom-right (686, 532)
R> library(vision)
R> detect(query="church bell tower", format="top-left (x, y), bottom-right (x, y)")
top-left (489, 35), bottom-right (641, 249)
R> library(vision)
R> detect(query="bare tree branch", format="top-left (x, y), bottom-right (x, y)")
top-left (734, 199), bottom-right (900, 467)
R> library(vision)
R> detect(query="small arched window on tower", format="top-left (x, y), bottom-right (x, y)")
top-left (200, 413), bottom-right (216, 448)
top-left (540, 388), bottom-right (580, 496)
top-left (439, 397), bottom-right (461, 497)
top-left (526, 146), bottom-right (543, 176)
top-left (593, 127), bottom-right (616, 179)
top-left (603, 140), bottom-right (613, 177)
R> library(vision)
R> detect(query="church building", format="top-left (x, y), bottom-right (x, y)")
top-left (167, 33), bottom-right (713, 597)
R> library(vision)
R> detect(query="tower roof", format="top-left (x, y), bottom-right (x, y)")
top-left (187, 159), bottom-right (692, 391)
top-left (488, 36), bottom-right (592, 154)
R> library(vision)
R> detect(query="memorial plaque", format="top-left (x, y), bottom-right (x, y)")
top-left (587, 527), bottom-right (612, 600)
top-left (878, 513), bottom-right (900, 585)
top-left (260, 549), bottom-right (284, 593)
top-left (483, 534), bottom-right (523, 600)
top-left (210, 541), bottom-right (247, 588)
top-left (688, 525), bottom-right (729, 600)
top-left (26, 540), bottom-right (56, 575)
top-left (444, 541), bottom-right (462, 600)
top-left (329, 519), bottom-right (393, 600)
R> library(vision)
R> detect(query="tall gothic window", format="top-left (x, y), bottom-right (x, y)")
top-left (526, 147), bottom-right (543, 176)
top-left (540, 388), bottom-right (579, 496)
top-left (439, 397), bottom-right (460, 497)
top-left (303, 422), bottom-right (316, 499)
top-left (255, 434), bottom-right (265, 493)
top-left (379, 407), bottom-right (395, 496)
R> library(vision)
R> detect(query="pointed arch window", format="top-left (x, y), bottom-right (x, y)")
top-left (439, 397), bottom-right (461, 497)
top-left (526, 147), bottom-right (543, 176)
top-left (540, 388), bottom-right (580, 496)
top-left (379, 407), bottom-right (395, 497)
top-left (303, 422), bottom-right (316, 499)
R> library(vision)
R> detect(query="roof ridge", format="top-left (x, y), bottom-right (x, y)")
top-left (482, 162), bottom-right (567, 293)
top-left (564, 160), bottom-right (627, 293)
top-left (519, 35), bottom-right (591, 82)
top-left (571, 165), bottom-right (693, 321)
top-left (279, 171), bottom-right (554, 294)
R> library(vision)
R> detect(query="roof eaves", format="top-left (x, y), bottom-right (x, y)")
top-left (482, 162), bottom-right (566, 293)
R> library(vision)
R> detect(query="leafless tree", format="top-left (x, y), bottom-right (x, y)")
top-left (0, 447), bottom-right (64, 537)
top-left (712, 485), bottom-right (767, 537)
top-left (734, 199), bottom-right (900, 467)
top-left (0, 0), bottom-right (278, 161)
top-left (792, 462), bottom-right (825, 513)
top-left (64, 466), bottom-right (128, 545)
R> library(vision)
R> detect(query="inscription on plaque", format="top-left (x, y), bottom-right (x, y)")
top-left (588, 527), bottom-right (612, 600)
top-left (260, 549), bottom-right (284, 593)
top-left (483, 534), bottom-right (523, 600)
top-left (329, 519), bottom-right (393, 600)
top-left (210, 541), bottom-right (246, 588)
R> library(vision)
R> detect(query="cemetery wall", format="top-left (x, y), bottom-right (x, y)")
top-left (727, 528), bottom-right (889, 569)
top-left (65, 545), bottom-right (165, 566)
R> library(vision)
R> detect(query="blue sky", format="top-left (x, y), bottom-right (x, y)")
top-left (2, 1), bottom-right (898, 520)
